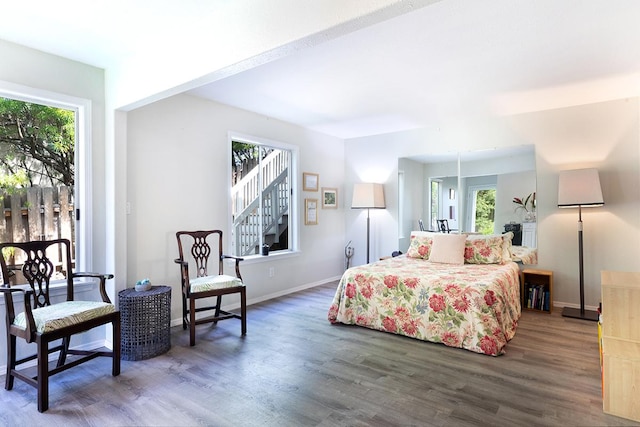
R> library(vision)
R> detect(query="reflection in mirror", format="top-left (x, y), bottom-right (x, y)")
top-left (398, 145), bottom-right (537, 264)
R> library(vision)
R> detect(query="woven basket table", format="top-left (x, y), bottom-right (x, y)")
top-left (118, 285), bottom-right (171, 361)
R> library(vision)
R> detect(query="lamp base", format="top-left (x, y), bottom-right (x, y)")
top-left (561, 306), bottom-right (599, 321)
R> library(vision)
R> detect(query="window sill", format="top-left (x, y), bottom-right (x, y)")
top-left (228, 250), bottom-right (301, 266)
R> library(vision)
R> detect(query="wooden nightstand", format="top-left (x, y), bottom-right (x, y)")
top-left (520, 269), bottom-right (553, 313)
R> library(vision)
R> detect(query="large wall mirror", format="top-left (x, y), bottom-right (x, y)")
top-left (398, 145), bottom-right (537, 264)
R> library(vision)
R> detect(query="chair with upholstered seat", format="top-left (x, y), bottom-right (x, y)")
top-left (175, 230), bottom-right (246, 346)
top-left (0, 238), bottom-right (120, 412)
top-left (437, 219), bottom-right (451, 233)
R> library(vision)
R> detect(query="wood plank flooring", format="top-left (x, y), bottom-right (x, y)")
top-left (1, 281), bottom-right (638, 426)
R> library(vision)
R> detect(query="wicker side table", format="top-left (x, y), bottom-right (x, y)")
top-left (118, 285), bottom-right (171, 361)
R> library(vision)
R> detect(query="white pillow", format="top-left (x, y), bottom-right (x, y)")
top-left (429, 233), bottom-right (467, 265)
top-left (501, 231), bottom-right (514, 262)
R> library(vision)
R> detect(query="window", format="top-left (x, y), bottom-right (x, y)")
top-left (229, 133), bottom-right (297, 257)
top-left (429, 179), bottom-right (441, 230)
top-left (0, 81), bottom-right (91, 271)
top-left (467, 185), bottom-right (496, 234)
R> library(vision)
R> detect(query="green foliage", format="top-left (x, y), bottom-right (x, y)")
top-left (0, 170), bottom-right (28, 195)
top-left (475, 189), bottom-right (496, 234)
top-left (1, 246), bottom-right (15, 261)
top-left (0, 97), bottom-right (75, 187)
top-left (430, 181), bottom-right (439, 225)
top-left (231, 141), bottom-right (259, 167)
top-left (513, 192), bottom-right (535, 212)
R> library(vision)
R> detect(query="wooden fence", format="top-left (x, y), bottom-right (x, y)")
top-left (0, 186), bottom-right (75, 265)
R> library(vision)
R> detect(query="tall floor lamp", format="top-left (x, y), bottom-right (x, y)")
top-left (558, 168), bottom-right (604, 321)
top-left (352, 183), bottom-right (386, 264)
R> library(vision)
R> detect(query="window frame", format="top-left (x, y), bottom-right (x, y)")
top-left (466, 184), bottom-right (496, 233)
top-left (0, 80), bottom-right (92, 271)
top-left (228, 131), bottom-right (299, 260)
top-left (429, 178), bottom-right (442, 231)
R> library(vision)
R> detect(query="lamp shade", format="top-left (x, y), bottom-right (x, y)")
top-left (558, 168), bottom-right (604, 208)
top-left (351, 183), bottom-right (386, 209)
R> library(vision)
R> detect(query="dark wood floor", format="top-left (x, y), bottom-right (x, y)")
top-left (1, 281), bottom-right (638, 426)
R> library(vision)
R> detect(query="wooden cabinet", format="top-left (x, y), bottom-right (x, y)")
top-left (522, 222), bottom-right (537, 248)
top-left (520, 268), bottom-right (553, 313)
top-left (601, 270), bottom-right (640, 422)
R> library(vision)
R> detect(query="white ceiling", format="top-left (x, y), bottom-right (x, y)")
top-left (3, 0), bottom-right (640, 139)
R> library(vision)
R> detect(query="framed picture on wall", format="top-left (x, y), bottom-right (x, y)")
top-left (303, 172), bottom-right (319, 191)
top-left (321, 187), bottom-right (337, 209)
top-left (305, 198), bottom-right (318, 225)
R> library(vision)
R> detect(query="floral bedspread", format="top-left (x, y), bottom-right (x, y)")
top-left (328, 256), bottom-right (521, 356)
top-left (511, 245), bottom-right (538, 265)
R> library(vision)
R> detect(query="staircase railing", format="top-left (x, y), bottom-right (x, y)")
top-left (232, 150), bottom-right (289, 256)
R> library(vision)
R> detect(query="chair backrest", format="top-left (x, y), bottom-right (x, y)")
top-left (0, 239), bottom-right (75, 308)
top-left (176, 230), bottom-right (224, 278)
top-left (437, 219), bottom-right (450, 233)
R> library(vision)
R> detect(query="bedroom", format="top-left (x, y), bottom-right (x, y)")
top-left (0, 0), bottom-right (639, 422)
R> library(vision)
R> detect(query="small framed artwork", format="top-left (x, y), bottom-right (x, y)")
top-left (321, 187), bottom-right (338, 209)
top-left (305, 198), bottom-right (318, 225)
top-left (303, 172), bottom-right (319, 191)
top-left (449, 188), bottom-right (456, 200)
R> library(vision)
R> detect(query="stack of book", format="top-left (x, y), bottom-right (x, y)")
top-left (524, 283), bottom-right (550, 311)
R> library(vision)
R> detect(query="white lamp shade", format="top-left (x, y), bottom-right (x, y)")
top-left (352, 183), bottom-right (386, 209)
top-left (558, 168), bottom-right (604, 208)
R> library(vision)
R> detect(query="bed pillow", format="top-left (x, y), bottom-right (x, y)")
top-left (429, 233), bottom-right (466, 265)
top-left (501, 231), bottom-right (514, 262)
top-left (406, 231), bottom-right (434, 260)
top-left (464, 234), bottom-right (506, 264)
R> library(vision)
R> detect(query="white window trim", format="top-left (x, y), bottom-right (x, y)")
top-left (466, 184), bottom-right (496, 233)
top-left (0, 80), bottom-right (92, 271)
top-left (227, 131), bottom-right (299, 260)
top-left (429, 178), bottom-right (442, 230)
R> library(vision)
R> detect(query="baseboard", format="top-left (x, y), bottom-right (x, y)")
top-left (553, 301), bottom-right (599, 312)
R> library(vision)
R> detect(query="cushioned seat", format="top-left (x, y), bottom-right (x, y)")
top-left (13, 301), bottom-right (115, 334)
top-left (189, 275), bottom-right (243, 293)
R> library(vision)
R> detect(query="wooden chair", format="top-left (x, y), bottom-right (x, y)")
top-left (175, 230), bottom-right (246, 346)
top-left (437, 219), bottom-right (451, 233)
top-left (0, 239), bottom-right (120, 412)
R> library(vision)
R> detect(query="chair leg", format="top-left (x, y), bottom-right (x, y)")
top-left (112, 315), bottom-right (121, 376)
top-left (182, 293), bottom-right (188, 330)
top-left (56, 336), bottom-right (70, 367)
top-left (241, 288), bottom-right (247, 335)
top-left (189, 297), bottom-right (197, 346)
top-left (37, 338), bottom-right (49, 413)
top-left (5, 334), bottom-right (16, 390)
top-left (214, 295), bottom-right (222, 324)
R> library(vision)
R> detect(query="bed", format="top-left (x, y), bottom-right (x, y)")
top-left (328, 231), bottom-right (521, 356)
top-left (511, 245), bottom-right (538, 265)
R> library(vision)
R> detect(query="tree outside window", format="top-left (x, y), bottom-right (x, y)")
top-left (0, 97), bottom-right (76, 262)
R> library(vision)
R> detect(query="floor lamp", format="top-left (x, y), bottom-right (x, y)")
top-left (352, 183), bottom-right (386, 264)
top-left (558, 168), bottom-right (604, 321)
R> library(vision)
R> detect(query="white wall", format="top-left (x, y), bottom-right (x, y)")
top-left (126, 94), bottom-right (346, 323)
top-left (345, 98), bottom-right (640, 310)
